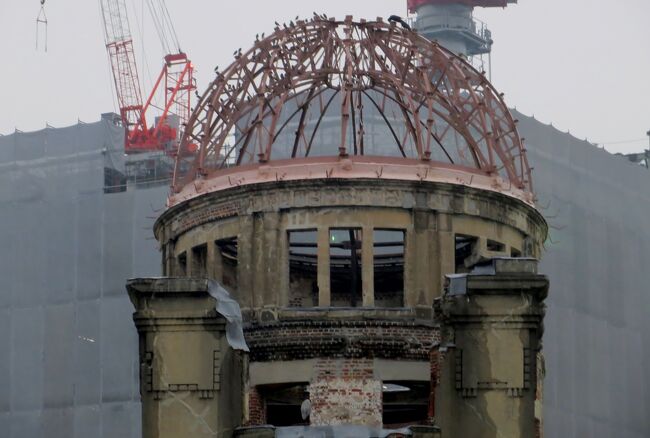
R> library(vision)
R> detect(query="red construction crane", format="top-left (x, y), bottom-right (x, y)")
top-left (99, 0), bottom-right (195, 154)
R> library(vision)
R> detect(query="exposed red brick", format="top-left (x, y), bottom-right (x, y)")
top-left (246, 386), bottom-right (266, 426)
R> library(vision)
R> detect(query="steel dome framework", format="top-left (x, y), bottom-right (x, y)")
top-left (172, 15), bottom-right (531, 194)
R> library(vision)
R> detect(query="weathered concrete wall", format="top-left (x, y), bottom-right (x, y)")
top-left (434, 258), bottom-right (548, 437)
top-left (127, 278), bottom-right (245, 438)
top-left (155, 175), bottom-right (544, 429)
top-left (155, 179), bottom-right (545, 311)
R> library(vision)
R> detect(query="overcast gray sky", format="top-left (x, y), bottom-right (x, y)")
top-left (1, 0), bottom-right (648, 153)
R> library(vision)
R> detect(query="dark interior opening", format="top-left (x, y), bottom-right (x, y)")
top-left (487, 239), bottom-right (506, 253)
top-left (511, 247), bottom-right (522, 258)
top-left (191, 244), bottom-right (207, 277)
top-left (382, 381), bottom-right (430, 428)
top-left (288, 230), bottom-right (318, 307)
top-left (261, 383), bottom-right (309, 426)
top-left (177, 252), bottom-right (187, 276)
top-left (455, 234), bottom-right (478, 273)
top-left (103, 166), bottom-right (127, 193)
top-left (216, 237), bottom-right (238, 293)
top-left (374, 229), bottom-right (405, 308)
top-left (330, 228), bottom-right (362, 307)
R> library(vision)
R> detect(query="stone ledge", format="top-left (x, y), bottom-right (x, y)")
top-left (244, 306), bottom-right (438, 325)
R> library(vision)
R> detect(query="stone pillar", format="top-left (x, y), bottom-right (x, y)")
top-left (127, 278), bottom-right (245, 438)
top-left (433, 258), bottom-right (548, 438)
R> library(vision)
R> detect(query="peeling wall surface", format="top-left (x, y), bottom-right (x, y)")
top-left (0, 111), bottom-right (648, 437)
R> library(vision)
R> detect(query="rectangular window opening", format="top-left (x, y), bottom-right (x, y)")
top-left (374, 229), bottom-right (405, 308)
top-left (191, 244), bottom-right (208, 277)
top-left (329, 228), bottom-right (362, 307)
top-left (177, 252), bottom-right (187, 276)
top-left (288, 230), bottom-right (318, 308)
top-left (487, 239), bottom-right (506, 253)
top-left (455, 234), bottom-right (478, 273)
top-left (382, 381), bottom-right (430, 428)
top-left (261, 383), bottom-right (309, 426)
top-left (511, 247), bottom-right (522, 258)
top-left (216, 237), bottom-right (238, 293)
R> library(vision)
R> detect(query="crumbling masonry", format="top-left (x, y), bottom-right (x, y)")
top-left (127, 16), bottom-right (549, 437)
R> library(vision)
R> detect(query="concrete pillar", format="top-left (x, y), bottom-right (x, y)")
top-left (207, 239), bottom-right (219, 281)
top-left (361, 226), bottom-right (374, 307)
top-left (127, 278), bottom-right (245, 438)
top-left (437, 213), bottom-right (455, 297)
top-left (433, 258), bottom-right (548, 437)
top-left (262, 212), bottom-right (281, 307)
top-left (317, 227), bottom-right (331, 307)
top-left (238, 216), bottom-right (255, 308)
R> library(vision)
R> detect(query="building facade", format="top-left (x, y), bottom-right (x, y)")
top-left (0, 8), bottom-right (648, 438)
top-left (130, 16), bottom-right (549, 436)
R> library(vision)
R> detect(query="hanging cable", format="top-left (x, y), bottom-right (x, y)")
top-left (145, 0), bottom-right (170, 54)
top-left (36, 0), bottom-right (48, 52)
top-left (145, 0), bottom-right (182, 54)
top-left (131, 0), bottom-right (158, 109)
top-left (158, 0), bottom-right (181, 52)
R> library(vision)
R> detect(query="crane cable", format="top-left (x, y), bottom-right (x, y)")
top-left (145, 0), bottom-right (182, 54)
top-left (36, 0), bottom-right (48, 51)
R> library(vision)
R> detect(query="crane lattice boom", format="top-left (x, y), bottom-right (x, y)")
top-left (99, 0), bottom-right (195, 154)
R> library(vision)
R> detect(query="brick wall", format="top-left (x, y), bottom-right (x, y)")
top-left (308, 358), bottom-right (382, 426)
top-left (246, 386), bottom-right (266, 426)
top-left (245, 320), bottom-right (439, 361)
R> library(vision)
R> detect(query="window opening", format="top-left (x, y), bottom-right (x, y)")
top-left (487, 239), bottom-right (505, 253)
top-left (288, 230), bottom-right (318, 307)
top-left (511, 247), bottom-right (522, 258)
top-left (216, 237), bottom-right (238, 292)
top-left (455, 234), bottom-right (478, 273)
top-left (329, 228), bottom-right (362, 307)
top-left (374, 229), bottom-right (405, 307)
top-left (261, 383), bottom-right (310, 426)
top-left (191, 244), bottom-right (207, 277)
top-left (382, 381), bottom-right (430, 427)
top-left (177, 252), bottom-right (187, 276)
top-left (103, 166), bottom-right (127, 193)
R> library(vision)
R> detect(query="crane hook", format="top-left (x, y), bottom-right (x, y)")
top-left (36, 0), bottom-right (48, 51)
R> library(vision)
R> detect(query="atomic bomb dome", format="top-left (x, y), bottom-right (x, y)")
top-left (170, 16), bottom-right (533, 206)
top-left (148, 14), bottom-right (547, 435)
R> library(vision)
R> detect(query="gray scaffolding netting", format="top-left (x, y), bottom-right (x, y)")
top-left (0, 117), bottom-right (167, 438)
top-left (514, 110), bottom-right (650, 438)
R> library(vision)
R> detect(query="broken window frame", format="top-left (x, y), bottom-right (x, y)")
top-left (288, 229), bottom-right (319, 308)
top-left (191, 243), bottom-right (208, 277)
top-left (455, 234), bottom-right (478, 273)
top-left (329, 228), bottom-right (363, 307)
top-left (487, 239), bottom-right (506, 253)
top-left (258, 383), bottom-right (310, 426)
top-left (373, 229), bottom-right (406, 308)
top-left (216, 237), bottom-right (238, 292)
top-left (177, 251), bottom-right (187, 276)
top-left (382, 380), bottom-right (430, 427)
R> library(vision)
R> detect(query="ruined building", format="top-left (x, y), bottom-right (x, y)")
top-left (126, 16), bottom-right (548, 436)
top-left (1, 4), bottom-right (649, 438)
